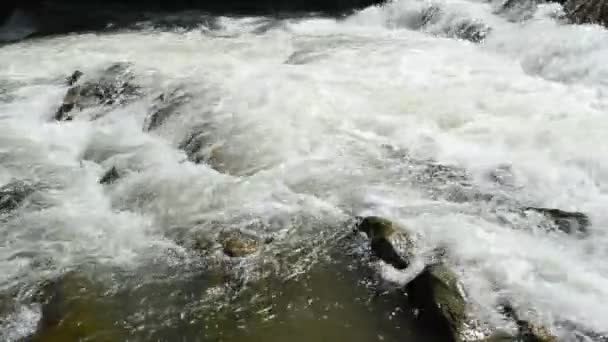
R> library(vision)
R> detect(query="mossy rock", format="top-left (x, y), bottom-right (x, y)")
top-left (30, 272), bottom-right (128, 342)
top-left (406, 263), bottom-right (466, 342)
top-left (218, 230), bottom-right (262, 258)
top-left (355, 216), bottom-right (413, 270)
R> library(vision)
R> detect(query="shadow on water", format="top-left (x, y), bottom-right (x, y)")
top-left (0, 0), bottom-right (385, 43)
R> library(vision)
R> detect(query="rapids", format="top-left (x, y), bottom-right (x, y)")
top-left (1, 0), bottom-right (607, 340)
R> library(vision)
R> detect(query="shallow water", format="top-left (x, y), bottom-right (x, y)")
top-left (1, 0), bottom-right (608, 340)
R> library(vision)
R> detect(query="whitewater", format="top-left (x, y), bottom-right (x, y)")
top-left (1, 0), bottom-right (608, 340)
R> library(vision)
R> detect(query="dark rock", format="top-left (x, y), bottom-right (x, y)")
top-left (66, 70), bottom-right (83, 86)
top-left (524, 207), bottom-right (590, 235)
top-left (355, 216), bottom-right (412, 270)
top-left (565, 0), bottom-right (608, 26)
top-left (496, 0), bottom-right (542, 22)
top-left (55, 63), bottom-right (141, 122)
top-left (178, 124), bottom-right (226, 170)
top-left (419, 4), bottom-right (442, 27)
top-left (406, 263), bottom-right (467, 342)
top-left (218, 230), bottom-right (262, 258)
top-left (99, 166), bottom-right (120, 185)
top-left (449, 19), bottom-right (491, 43)
top-left (144, 88), bottom-right (191, 131)
top-left (179, 129), bottom-right (207, 163)
top-left (0, 180), bottom-right (35, 213)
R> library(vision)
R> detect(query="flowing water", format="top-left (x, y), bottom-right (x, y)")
top-left (1, 0), bottom-right (608, 340)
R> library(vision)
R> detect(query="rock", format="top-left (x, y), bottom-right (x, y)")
top-left (178, 124), bottom-right (228, 172)
top-left (524, 207), bottom-right (590, 235)
top-left (0, 180), bottom-right (35, 213)
top-left (173, 228), bottom-right (216, 255)
top-left (406, 263), bottom-right (467, 342)
top-left (449, 19), bottom-right (491, 43)
top-left (355, 216), bottom-right (412, 270)
top-left (99, 166), bottom-right (120, 185)
top-left (218, 230), bottom-right (261, 258)
top-left (54, 63), bottom-right (141, 121)
top-left (144, 88), bottom-right (191, 131)
top-left (494, 303), bottom-right (559, 342)
top-left (419, 4), bottom-right (442, 27)
top-left (565, 0), bottom-right (608, 26)
top-left (30, 272), bottom-right (127, 341)
top-left (66, 70), bottom-right (83, 86)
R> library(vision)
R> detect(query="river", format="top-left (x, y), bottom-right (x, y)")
top-left (1, 0), bottom-right (607, 340)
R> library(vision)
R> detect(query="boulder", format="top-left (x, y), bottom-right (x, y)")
top-left (355, 216), bottom-right (412, 270)
top-left (218, 230), bottom-right (262, 258)
top-left (0, 180), bottom-right (35, 213)
top-left (406, 263), bottom-right (467, 342)
top-left (54, 63), bottom-right (141, 122)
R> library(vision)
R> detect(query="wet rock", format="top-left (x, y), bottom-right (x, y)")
top-left (144, 88), bottom-right (191, 131)
top-left (406, 263), bottom-right (467, 342)
top-left (496, 0), bottom-right (540, 22)
top-left (179, 129), bottom-right (208, 163)
top-left (30, 272), bottom-right (127, 341)
top-left (178, 124), bottom-right (227, 171)
top-left (524, 207), bottom-right (590, 235)
top-left (173, 228), bottom-right (216, 255)
top-left (218, 230), bottom-right (262, 258)
top-left (99, 166), bottom-right (120, 185)
top-left (449, 19), bottom-right (491, 43)
top-left (54, 63), bottom-right (141, 121)
top-left (494, 303), bottom-right (559, 342)
top-left (355, 216), bottom-right (412, 270)
top-left (0, 180), bottom-right (35, 213)
top-left (419, 4), bottom-right (442, 27)
top-left (66, 70), bottom-right (83, 86)
top-left (565, 0), bottom-right (608, 27)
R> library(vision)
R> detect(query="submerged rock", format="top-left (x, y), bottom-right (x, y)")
top-left (178, 124), bottom-right (228, 172)
top-left (406, 263), bottom-right (467, 342)
top-left (0, 180), bottom-right (35, 213)
top-left (144, 88), bottom-right (191, 131)
top-left (355, 216), bottom-right (412, 270)
top-left (453, 20), bottom-right (491, 43)
top-left (54, 63), bottom-right (141, 121)
top-left (492, 303), bottom-right (559, 342)
top-left (524, 207), bottom-right (590, 235)
top-left (31, 272), bottom-right (127, 341)
top-left (173, 228), bottom-right (217, 256)
top-left (99, 166), bottom-right (121, 185)
top-left (218, 230), bottom-right (262, 258)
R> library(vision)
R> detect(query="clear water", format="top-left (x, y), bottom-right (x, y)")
top-left (1, 0), bottom-right (608, 340)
